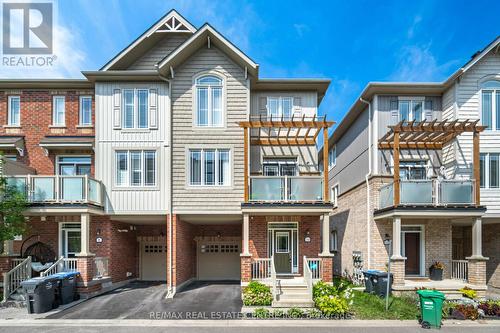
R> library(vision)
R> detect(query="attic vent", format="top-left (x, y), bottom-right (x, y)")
top-left (157, 16), bottom-right (191, 33)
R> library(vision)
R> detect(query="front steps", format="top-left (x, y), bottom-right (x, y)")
top-left (272, 277), bottom-right (314, 308)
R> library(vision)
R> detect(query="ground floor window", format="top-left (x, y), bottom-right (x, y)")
top-left (60, 223), bottom-right (81, 258)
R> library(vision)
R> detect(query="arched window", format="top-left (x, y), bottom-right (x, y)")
top-left (480, 80), bottom-right (500, 130)
top-left (195, 75), bottom-right (223, 127)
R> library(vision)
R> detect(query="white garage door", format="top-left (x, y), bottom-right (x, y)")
top-left (141, 241), bottom-right (167, 281)
top-left (197, 241), bottom-right (241, 280)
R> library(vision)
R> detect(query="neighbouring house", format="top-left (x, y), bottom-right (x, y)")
top-left (0, 10), bottom-right (334, 307)
top-left (321, 36), bottom-right (500, 298)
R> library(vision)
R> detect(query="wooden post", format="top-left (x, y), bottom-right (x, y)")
top-left (473, 130), bottom-right (480, 206)
top-left (243, 126), bottom-right (249, 202)
top-left (393, 131), bottom-right (400, 206)
top-left (323, 127), bottom-right (329, 202)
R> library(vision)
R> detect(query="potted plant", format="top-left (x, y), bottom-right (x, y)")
top-left (429, 261), bottom-right (444, 281)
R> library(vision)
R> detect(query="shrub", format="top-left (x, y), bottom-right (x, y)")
top-left (287, 307), bottom-right (304, 318)
top-left (271, 309), bottom-right (284, 318)
top-left (442, 301), bottom-right (458, 319)
top-left (478, 300), bottom-right (500, 317)
top-left (315, 295), bottom-right (350, 316)
top-left (306, 308), bottom-right (323, 319)
top-left (313, 280), bottom-right (353, 316)
top-left (243, 281), bottom-right (273, 306)
top-left (254, 308), bottom-right (271, 319)
top-left (430, 261), bottom-right (445, 270)
top-left (452, 304), bottom-right (479, 320)
top-left (459, 287), bottom-right (477, 300)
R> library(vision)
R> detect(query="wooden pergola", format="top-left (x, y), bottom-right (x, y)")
top-left (238, 115), bottom-right (335, 202)
top-left (378, 119), bottom-right (485, 206)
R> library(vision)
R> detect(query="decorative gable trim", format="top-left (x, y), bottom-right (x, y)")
top-left (101, 10), bottom-right (196, 71)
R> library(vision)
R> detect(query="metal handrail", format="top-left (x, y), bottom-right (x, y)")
top-left (3, 256), bottom-right (31, 302)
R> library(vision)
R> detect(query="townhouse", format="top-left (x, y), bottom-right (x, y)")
top-left (1, 10), bottom-right (334, 306)
top-left (322, 36), bottom-right (500, 297)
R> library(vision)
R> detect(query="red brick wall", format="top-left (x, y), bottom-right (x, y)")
top-left (0, 90), bottom-right (95, 175)
top-left (249, 215), bottom-right (322, 274)
top-left (170, 215), bottom-right (195, 286)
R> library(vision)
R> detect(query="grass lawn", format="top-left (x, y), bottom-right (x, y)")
top-left (351, 290), bottom-right (420, 320)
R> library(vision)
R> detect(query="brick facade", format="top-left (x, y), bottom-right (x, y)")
top-left (0, 89), bottom-right (95, 174)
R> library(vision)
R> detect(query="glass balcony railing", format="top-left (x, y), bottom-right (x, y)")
top-left (4, 175), bottom-right (104, 206)
top-left (249, 176), bottom-right (323, 202)
top-left (378, 179), bottom-right (475, 208)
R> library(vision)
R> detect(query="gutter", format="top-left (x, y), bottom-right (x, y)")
top-left (158, 73), bottom-right (174, 298)
top-left (360, 97), bottom-right (372, 270)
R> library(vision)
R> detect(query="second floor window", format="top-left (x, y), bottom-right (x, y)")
top-left (331, 185), bottom-right (339, 207)
top-left (79, 96), bottom-right (92, 126)
top-left (263, 158), bottom-right (297, 176)
top-left (328, 146), bottom-right (336, 169)
top-left (8, 96), bottom-right (20, 126)
top-left (189, 148), bottom-right (230, 186)
top-left (481, 80), bottom-right (500, 130)
top-left (122, 89), bottom-right (149, 129)
top-left (399, 100), bottom-right (423, 122)
top-left (399, 160), bottom-right (427, 180)
top-left (115, 150), bottom-right (156, 187)
top-left (267, 97), bottom-right (293, 119)
top-left (53, 96), bottom-right (65, 126)
top-left (480, 152), bottom-right (499, 189)
top-left (195, 75), bottom-right (223, 127)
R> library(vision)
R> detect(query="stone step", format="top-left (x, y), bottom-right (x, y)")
top-left (272, 299), bottom-right (315, 308)
top-left (277, 293), bottom-right (312, 301)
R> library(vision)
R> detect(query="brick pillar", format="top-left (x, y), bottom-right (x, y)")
top-left (320, 256), bottom-right (333, 282)
top-left (76, 256), bottom-right (95, 283)
top-left (467, 259), bottom-right (487, 286)
top-left (0, 256), bottom-right (14, 283)
top-left (241, 256), bottom-right (252, 282)
top-left (390, 258), bottom-right (405, 286)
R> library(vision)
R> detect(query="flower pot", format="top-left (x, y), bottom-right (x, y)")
top-left (430, 267), bottom-right (443, 281)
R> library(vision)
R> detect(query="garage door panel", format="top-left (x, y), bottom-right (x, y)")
top-left (141, 242), bottom-right (167, 281)
top-left (197, 241), bottom-right (241, 280)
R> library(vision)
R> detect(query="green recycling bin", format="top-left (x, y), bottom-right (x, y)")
top-left (416, 289), bottom-right (445, 329)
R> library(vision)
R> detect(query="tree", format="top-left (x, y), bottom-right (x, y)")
top-left (0, 159), bottom-right (29, 243)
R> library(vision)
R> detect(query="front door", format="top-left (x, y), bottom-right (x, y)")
top-left (274, 231), bottom-right (292, 274)
top-left (404, 233), bottom-right (420, 275)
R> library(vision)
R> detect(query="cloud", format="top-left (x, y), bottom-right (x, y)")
top-left (389, 42), bottom-right (459, 82)
top-left (407, 15), bottom-right (422, 39)
top-left (0, 22), bottom-right (87, 78)
top-left (293, 23), bottom-right (309, 37)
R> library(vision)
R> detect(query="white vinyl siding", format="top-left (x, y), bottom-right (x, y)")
top-left (79, 96), bottom-right (92, 126)
top-left (189, 149), bottom-right (230, 186)
top-left (195, 75), bottom-right (223, 127)
top-left (8, 96), bottom-right (20, 126)
top-left (115, 150), bottom-right (157, 187)
top-left (52, 96), bottom-right (65, 126)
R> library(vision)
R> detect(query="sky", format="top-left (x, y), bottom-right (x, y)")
top-left (1, 0), bottom-right (499, 131)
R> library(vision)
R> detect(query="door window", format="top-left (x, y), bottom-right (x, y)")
top-left (58, 156), bottom-right (91, 176)
top-left (61, 223), bottom-right (81, 258)
top-left (399, 160), bottom-right (427, 180)
top-left (275, 232), bottom-right (289, 253)
top-left (263, 158), bottom-right (297, 176)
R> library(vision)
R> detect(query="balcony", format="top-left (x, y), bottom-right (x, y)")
top-left (379, 179), bottom-right (475, 209)
top-left (249, 176), bottom-right (323, 202)
top-left (5, 175), bottom-right (104, 206)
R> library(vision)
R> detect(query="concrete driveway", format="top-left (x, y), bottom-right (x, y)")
top-left (48, 280), bottom-right (243, 319)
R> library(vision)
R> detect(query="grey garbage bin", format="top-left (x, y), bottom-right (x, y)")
top-left (51, 272), bottom-right (80, 305)
top-left (362, 270), bottom-right (379, 293)
top-left (371, 271), bottom-right (393, 297)
top-left (21, 276), bottom-right (58, 314)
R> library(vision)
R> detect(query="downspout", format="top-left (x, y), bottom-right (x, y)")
top-left (158, 73), bottom-right (174, 297)
top-left (360, 97), bottom-right (372, 270)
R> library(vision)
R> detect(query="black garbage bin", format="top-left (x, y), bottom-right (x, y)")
top-left (362, 270), bottom-right (379, 293)
top-left (51, 272), bottom-right (80, 305)
top-left (372, 271), bottom-right (393, 297)
top-left (21, 276), bottom-right (58, 314)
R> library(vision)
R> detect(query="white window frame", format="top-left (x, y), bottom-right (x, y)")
top-left (398, 99), bottom-right (424, 122)
top-left (52, 96), bottom-right (66, 126)
top-left (328, 146), bottom-right (336, 169)
top-left (331, 184), bottom-right (339, 207)
top-left (194, 74), bottom-right (224, 128)
top-left (188, 148), bottom-right (231, 187)
top-left (266, 96), bottom-right (293, 119)
top-left (480, 152), bottom-right (500, 189)
top-left (7, 96), bottom-right (20, 126)
top-left (480, 81), bottom-right (500, 131)
top-left (79, 96), bottom-right (93, 126)
top-left (121, 89), bottom-right (149, 129)
top-left (275, 231), bottom-right (290, 253)
top-left (330, 229), bottom-right (338, 252)
top-left (114, 150), bottom-right (157, 188)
